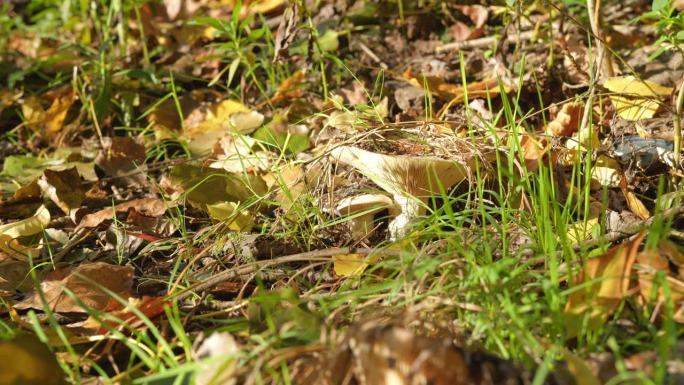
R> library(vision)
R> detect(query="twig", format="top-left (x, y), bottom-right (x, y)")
top-left (172, 247), bottom-right (400, 301)
top-left (435, 31), bottom-right (533, 53)
top-left (358, 42), bottom-right (388, 70)
top-left (674, 76), bottom-right (684, 168)
top-left (586, 0), bottom-right (614, 78)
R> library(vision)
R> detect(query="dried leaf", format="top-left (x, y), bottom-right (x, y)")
top-left (273, 2), bottom-right (299, 62)
top-left (38, 167), bottom-right (84, 214)
top-left (184, 99), bottom-right (264, 155)
top-left (620, 176), bottom-right (650, 220)
top-left (564, 233), bottom-right (645, 337)
top-left (194, 332), bottom-right (240, 385)
top-left (169, 163), bottom-right (267, 212)
top-left (15, 262), bottom-right (134, 313)
top-left (95, 137), bottom-right (147, 186)
top-left (546, 102), bottom-right (583, 137)
top-left (603, 76), bottom-right (672, 121)
top-left (76, 198), bottom-right (167, 230)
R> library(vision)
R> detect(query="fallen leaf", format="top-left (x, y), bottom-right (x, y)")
top-left (273, 2), bottom-right (299, 62)
top-left (564, 233), bottom-right (645, 337)
top-left (95, 137), bottom-right (147, 186)
top-left (0, 204), bottom-right (50, 239)
top-left (519, 134), bottom-right (548, 172)
top-left (206, 201), bottom-right (255, 231)
top-left (620, 176), bottom-right (651, 220)
top-left (76, 198), bottom-right (168, 230)
top-left (546, 102), bottom-right (583, 137)
top-left (591, 155), bottom-right (622, 188)
top-left (0, 253), bottom-right (31, 292)
top-left (603, 76), bottom-right (672, 121)
top-left (333, 253), bottom-right (367, 277)
top-left (79, 296), bottom-right (168, 335)
top-left (193, 332), bottom-right (240, 385)
top-left (184, 99), bottom-right (264, 155)
top-left (0, 333), bottom-right (66, 385)
top-left (169, 163), bottom-right (267, 213)
top-left (449, 5), bottom-right (488, 41)
top-left (209, 134), bottom-right (273, 173)
top-left (566, 217), bottom-right (600, 244)
top-left (15, 262), bottom-right (134, 313)
top-left (38, 167), bottom-right (84, 214)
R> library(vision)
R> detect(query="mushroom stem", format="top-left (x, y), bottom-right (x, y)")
top-left (388, 195), bottom-right (427, 240)
top-left (348, 213), bottom-right (376, 240)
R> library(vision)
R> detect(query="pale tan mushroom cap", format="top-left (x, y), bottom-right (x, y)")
top-left (330, 146), bottom-right (469, 198)
top-left (335, 194), bottom-right (395, 216)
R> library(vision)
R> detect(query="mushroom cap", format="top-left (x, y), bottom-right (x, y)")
top-left (330, 146), bottom-right (469, 198)
top-left (335, 193), bottom-right (395, 216)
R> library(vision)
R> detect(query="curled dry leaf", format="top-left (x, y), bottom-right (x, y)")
top-left (273, 1), bottom-right (299, 62)
top-left (37, 167), bottom-right (84, 214)
top-left (95, 137), bottom-right (147, 186)
top-left (20, 89), bottom-right (75, 140)
top-left (449, 5), bottom-right (489, 41)
top-left (76, 198), bottom-right (168, 230)
top-left (546, 102), bottom-right (583, 137)
top-left (564, 233), bottom-right (645, 337)
top-left (0, 204), bottom-right (50, 260)
top-left (15, 262), bottom-right (134, 313)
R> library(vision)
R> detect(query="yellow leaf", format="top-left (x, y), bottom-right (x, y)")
top-left (206, 201), bottom-right (254, 232)
top-left (604, 76), bottom-right (672, 96)
top-left (332, 253), bottom-right (367, 277)
top-left (184, 100), bottom-right (264, 155)
top-left (0, 333), bottom-right (66, 385)
top-left (0, 205), bottom-right (50, 239)
top-left (44, 91), bottom-right (74, 134)
top-left (562, 349), bottom-right (602, 385)
top-left (566, 217), bottom-right (599, 244)
top-left (250, 0), bottom-right (286, 14)
top-left (21, 96), bottom-right (46, 129)
top-left (603, 76), bottom-right (672, 121)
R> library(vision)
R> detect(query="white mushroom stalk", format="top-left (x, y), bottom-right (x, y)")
top-left (335, 194), bottom-right (398, 240)
top-left (330, 146), bottom-right (470, 240)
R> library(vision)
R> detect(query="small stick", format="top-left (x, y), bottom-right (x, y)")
top-left (674, 76), bottom-right (684, 168)
top-left (358, 42), bottom-right (388, 70)
top-left (172, 247), bottom-right (400, 301)
top-left (435, 30), bottom-right (535, 53)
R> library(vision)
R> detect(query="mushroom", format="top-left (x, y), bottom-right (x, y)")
top-left (330, 146), bottom-right (470, 240)
top-left (335, 194), bottom-right (398, 240)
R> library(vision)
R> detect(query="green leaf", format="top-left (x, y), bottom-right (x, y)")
top-left (652, 0), bottom-right (669, 12)
top-left (252, 126), bottom-right (310, 155)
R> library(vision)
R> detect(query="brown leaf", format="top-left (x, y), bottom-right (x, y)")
top-left (565, 233), bottom-right (645, 337)
top-left (620, 176), bottom-right (651, 220)
top-left (546, 102), bottom-right (583, 137)
top-left (76, 198), bottom-right (167, 230)
top-left (273, 1), bottom-right (299, 62)
top-left (38, 167), bottom-right (84, 214)
top-left (15, 262), bottom-right (134, 313)
top-left (95, 137), bottom-right (147, 186)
